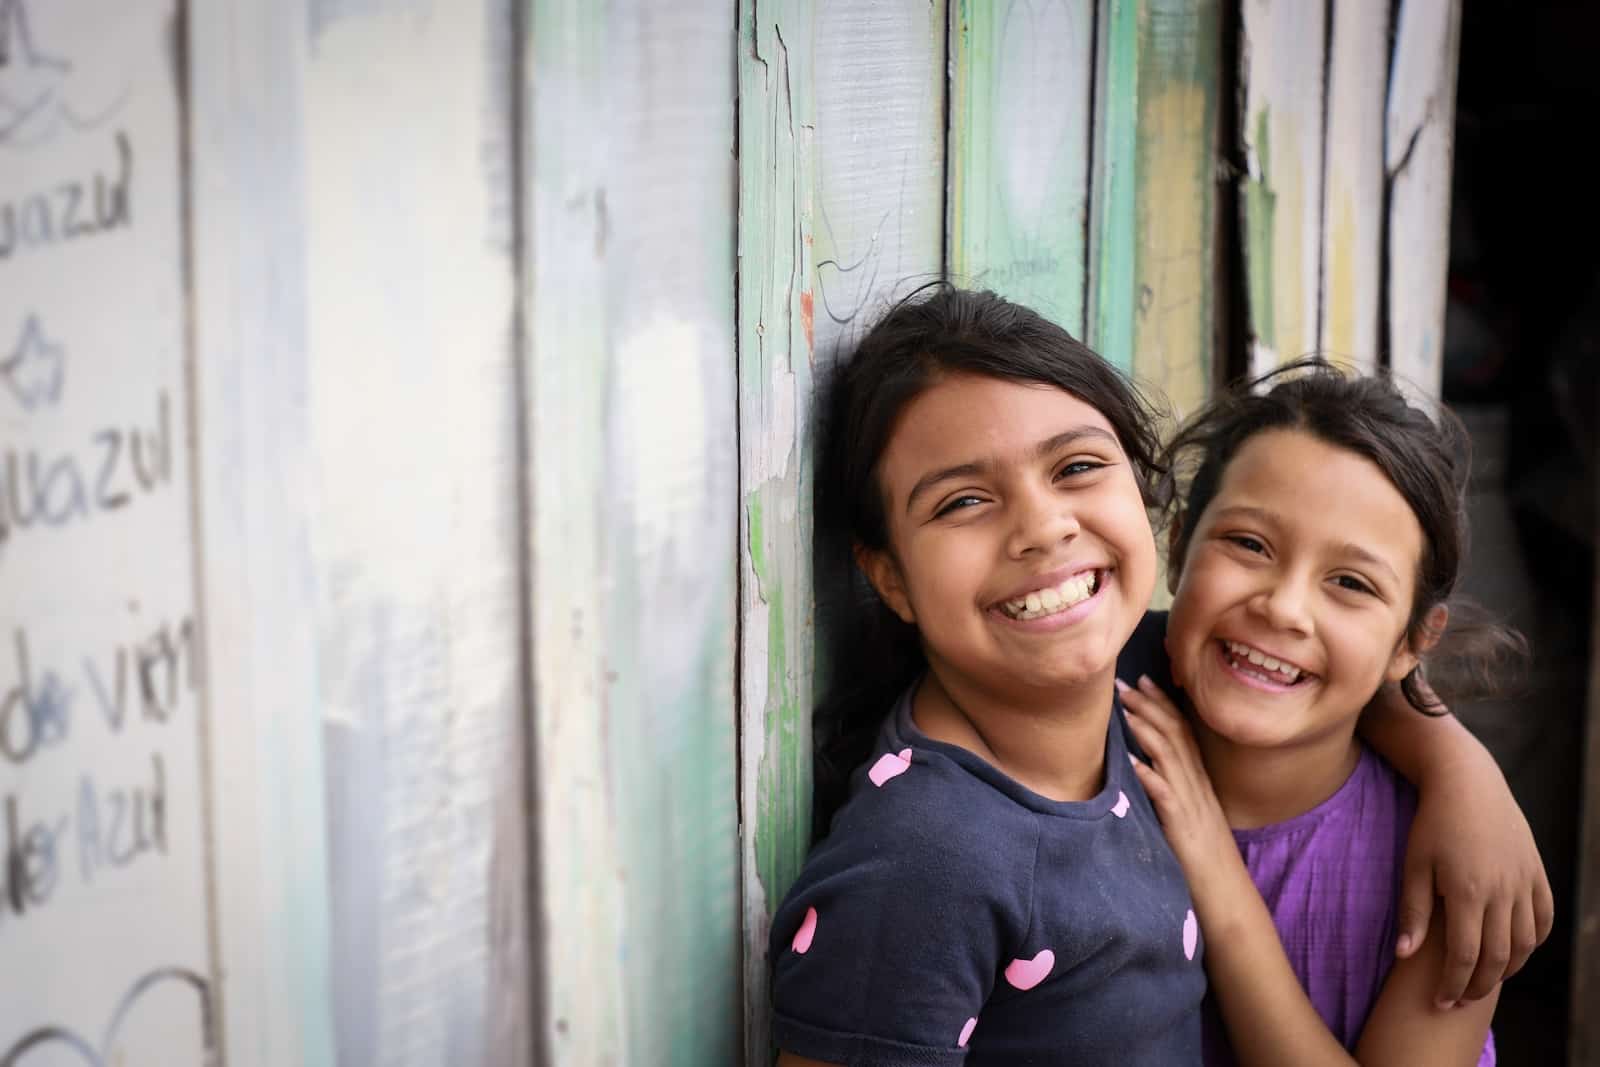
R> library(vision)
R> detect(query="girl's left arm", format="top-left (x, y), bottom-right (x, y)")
top-left (1358, 686), bottom-right (1553, 1005)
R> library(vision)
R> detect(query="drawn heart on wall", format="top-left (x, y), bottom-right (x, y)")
top-left (0, 966), bottom-right (217, 1067)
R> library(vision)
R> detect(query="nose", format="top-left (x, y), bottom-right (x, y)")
top-left (1248, 573), bottom-right (1314, 636)
top-left (1005, 484), bottom-right (1079, 558)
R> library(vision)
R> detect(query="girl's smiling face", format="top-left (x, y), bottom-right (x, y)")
top-left (1166, 428), bottom-right (1428, 751)
top-left (858, 373), bottom-right (1157, 701)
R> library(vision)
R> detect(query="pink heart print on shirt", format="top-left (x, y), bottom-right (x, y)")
top-left (868, 748), bottom-right (913, 787)
top-left (1110, 790), bottom-right (1130, 818)
top-left (792, 906), bottom-right (818, 954)
top-left (958, 1017), bottom-right (978, 1048)
top-left (1004, 949), bottom-right (1055, 991)
top-left (1183, 909), bottom-right (1198, 960)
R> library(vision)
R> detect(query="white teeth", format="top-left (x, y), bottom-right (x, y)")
top-left (1224, 640), bottom-right (1305, 683)
top-left (1002, 571), bottom-right (1101, 620)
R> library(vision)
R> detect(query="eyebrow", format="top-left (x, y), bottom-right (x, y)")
top-left (1210, 504), bottom-right (1402, 584)
top-left (904, 426), bottom-right (1121, 514)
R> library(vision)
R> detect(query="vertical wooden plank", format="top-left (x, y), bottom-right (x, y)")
top-left (1386, 0), bottom-right (1462, 401)
top-left (1577, 487), bottom-right (1600, 1066)
top-left (187, 1), bottom-right (339, 1063)
top-left (812, 0), bottom-right (946, 361)
top-left (738, 2), bottom-right (815, 1064)
top-left (529, 1), bottom-right (741, 1064)
top-left (1, 1), bottom-right (224, 1064)
top-left (949, 0), bottom-right (1096, 339)
top-left (293, 4), bottom-right (528, 1063)
top-left (1238, 0), bottom-right (1327, 374)
top-left (1090, 0), bottom-right (1221, 416)
top-left (1319, 0), bottom-right (1386, 371)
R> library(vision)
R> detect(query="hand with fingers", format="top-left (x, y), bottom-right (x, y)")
top-left (1116, 676), bottom-right (1238, 887)
top-left (1396, 759), bottom-right (1555, 1008)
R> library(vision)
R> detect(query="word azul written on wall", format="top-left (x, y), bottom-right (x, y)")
top-left (0, 1), bottom-right (218, 1065)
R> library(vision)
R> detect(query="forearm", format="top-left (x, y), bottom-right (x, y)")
top-left (1357, 685), bottom-right (1499, 789)
top-left (1188, 851), bottom-right (1357, 1067)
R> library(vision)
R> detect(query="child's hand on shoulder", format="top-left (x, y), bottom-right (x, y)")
top-left (1117, 677), bottom-right (1235, 881)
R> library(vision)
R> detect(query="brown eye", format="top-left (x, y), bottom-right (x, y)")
top-left (935, 495), bottom-right (984, 517)
top-left (1056, 460), bottom-right (1103, 480)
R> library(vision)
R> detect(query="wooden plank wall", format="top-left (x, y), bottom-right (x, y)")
top-left (15, 2), bottom-right (1467, 1064)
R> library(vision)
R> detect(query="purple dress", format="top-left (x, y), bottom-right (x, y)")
top-left (1202, 745), bottom-right (1495, 1066)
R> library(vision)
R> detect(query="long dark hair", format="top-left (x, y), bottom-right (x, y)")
top-left (811, 284), bottom-right (1169, 835)
top-left (1160, 358), bottom-right (1527, 713)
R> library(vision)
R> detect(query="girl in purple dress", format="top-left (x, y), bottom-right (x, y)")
top-left (1122, 360), bottom-right (1516, 1066)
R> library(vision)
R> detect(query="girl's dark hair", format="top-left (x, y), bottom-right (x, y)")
top-left (1160, 357), bottom-right (1527, 715)
top-left (811, 284), bottom-right (1169, 836)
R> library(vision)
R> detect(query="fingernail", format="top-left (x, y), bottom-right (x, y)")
top-left (1396, 934), bottom-right (1413, 955)
top-left (1114, 677), bottom-right (1131, 693)
top-left (1138, 674), bottom-right (1155, 690)
top-left (1128, 753), bottom-right (1140, 767)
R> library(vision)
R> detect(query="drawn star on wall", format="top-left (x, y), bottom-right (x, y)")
top-left (0, 0), bottom-right (72, 141)
top-left (2, 313), bottom-right (66, 411)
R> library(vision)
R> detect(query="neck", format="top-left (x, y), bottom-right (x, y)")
top-left (1193, 718), bottom-right (1363, 830)
top-left (913, 663), bottom-right (1114, 803)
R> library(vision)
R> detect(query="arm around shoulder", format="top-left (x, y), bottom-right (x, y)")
top-left (1355, 912), bottom-right (1499, 1066)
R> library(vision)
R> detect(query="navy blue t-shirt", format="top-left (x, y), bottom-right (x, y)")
top-left (771, 617), bottom-right (1204, 1066)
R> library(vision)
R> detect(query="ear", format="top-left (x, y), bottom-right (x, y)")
top-left (854, 543), bottom-right (916, 625)
top-left (1385, 603), bottom-right (1449, 683)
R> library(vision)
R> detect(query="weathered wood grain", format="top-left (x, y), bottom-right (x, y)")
top-left (1090, 0), bottom-right (1221, 408)
top-left (1320, 0), bottom-right (1386, 371)
top-left (1238, 0), bottom-right (1327, 374)
top-left (738, 2), bottom-right (816, 1063)
top-left (529, 1), bottom-right (741, 1064)
top-left (949, 0), bottom-right (1095, 335)
top-left (1386, 0), bottom-right (1462, 401)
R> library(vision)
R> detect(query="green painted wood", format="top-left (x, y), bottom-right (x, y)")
top-left (738, 2), bottom-right (816, 1063)
top-left (528, 1), bottom-right (741, 1063)
top-left (949, 0), bottom-right (1096, 338)
top-left (1090, 0), bottom-right (1221, 413)
top-left (1238, 0), bottom-right (1328, 374)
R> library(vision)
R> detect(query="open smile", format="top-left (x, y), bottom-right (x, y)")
top-left (994, 568), bottom-right (1109, 623)
top-left (1216, 638), bottom-right (1316, 691)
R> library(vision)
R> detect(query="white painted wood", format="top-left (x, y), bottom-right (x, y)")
top-left (1320, 0), bottom-right (1387, 371)
top-left (529, 1), bottom-right (740, 1063)
top-left (1239, 0), bottom-right (1327, 373)
top-left (297, 4), bottom-right (526, 1065)
top-left (1387, 0), bottom-right (1462, 402)
top-left (812, 0), bottom-right (946, 360)
top-left (187, 2), bottom-right (339, 1064)
top-left (191, 1), bottom-right (530, 1064)
top-left (1, 0), bottom-right (220, 1064)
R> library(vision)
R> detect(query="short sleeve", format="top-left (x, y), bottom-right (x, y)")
top-left (770, 760), bottom-right (1036, 1066)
